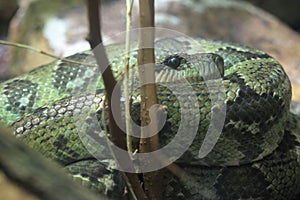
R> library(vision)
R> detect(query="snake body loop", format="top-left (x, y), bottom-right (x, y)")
top-left (0, 38), bottom-right (299, 199)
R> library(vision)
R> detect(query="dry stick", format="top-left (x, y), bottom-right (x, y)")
top-left (138, 0), bottom-right (163, 199)
top-left (0, 40), bottom-right (97, 67)
top-left (124, 0), bottom-right (134, 157)
top-left (85, 0), bottom-right (147, 199)
top-left (0, 125), bottom-right (103, 200)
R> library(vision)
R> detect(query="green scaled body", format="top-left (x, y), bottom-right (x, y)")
top-left (0, 38), bottom-right (299, 199)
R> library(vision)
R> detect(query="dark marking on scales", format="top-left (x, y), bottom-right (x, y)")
top-left (217, 47), bottom-right (271, 68)
top-left (3, 79), bottom-right (38, 116)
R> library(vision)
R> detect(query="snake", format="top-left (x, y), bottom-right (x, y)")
top-left (0, 37), bottom-right (299, 199)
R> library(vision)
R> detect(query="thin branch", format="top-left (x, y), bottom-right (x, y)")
top-left (138, 0), bottom-right (163, 199)
top-left (86, 0), bottom-right (147, 199)
top-left (124, 0), bottom-right (135, 157)
top-left (0, 40), bottom-right (97, 67)
top-left (86, 0), bottom-right (101, 49)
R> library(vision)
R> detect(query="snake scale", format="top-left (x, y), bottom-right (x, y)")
top-left (0, 37), bottom-right (299, 199)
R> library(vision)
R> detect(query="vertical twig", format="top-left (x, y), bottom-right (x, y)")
top-left (86, 0), bottom-right (122, 149)
top-left (138, 0), bottom-right (163, 199)
top-left (86, 0), bottom-right (147, 199)
top-left (124, 0), bottom-right (135, 157)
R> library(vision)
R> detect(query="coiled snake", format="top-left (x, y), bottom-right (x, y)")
top-left (0, 38), bottom-right (299, 199)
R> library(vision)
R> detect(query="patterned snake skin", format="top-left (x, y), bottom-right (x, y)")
top-left (0, 38), bottom-right (299, 199)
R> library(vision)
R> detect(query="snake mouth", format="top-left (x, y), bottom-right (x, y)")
top-left (155, 53), bottom-right (225, 84)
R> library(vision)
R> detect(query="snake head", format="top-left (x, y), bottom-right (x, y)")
top-left (156, 53), bottom-right (224, 83)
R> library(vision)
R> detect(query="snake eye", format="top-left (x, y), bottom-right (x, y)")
top-left (164, 55), bottom-right (183, 69)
